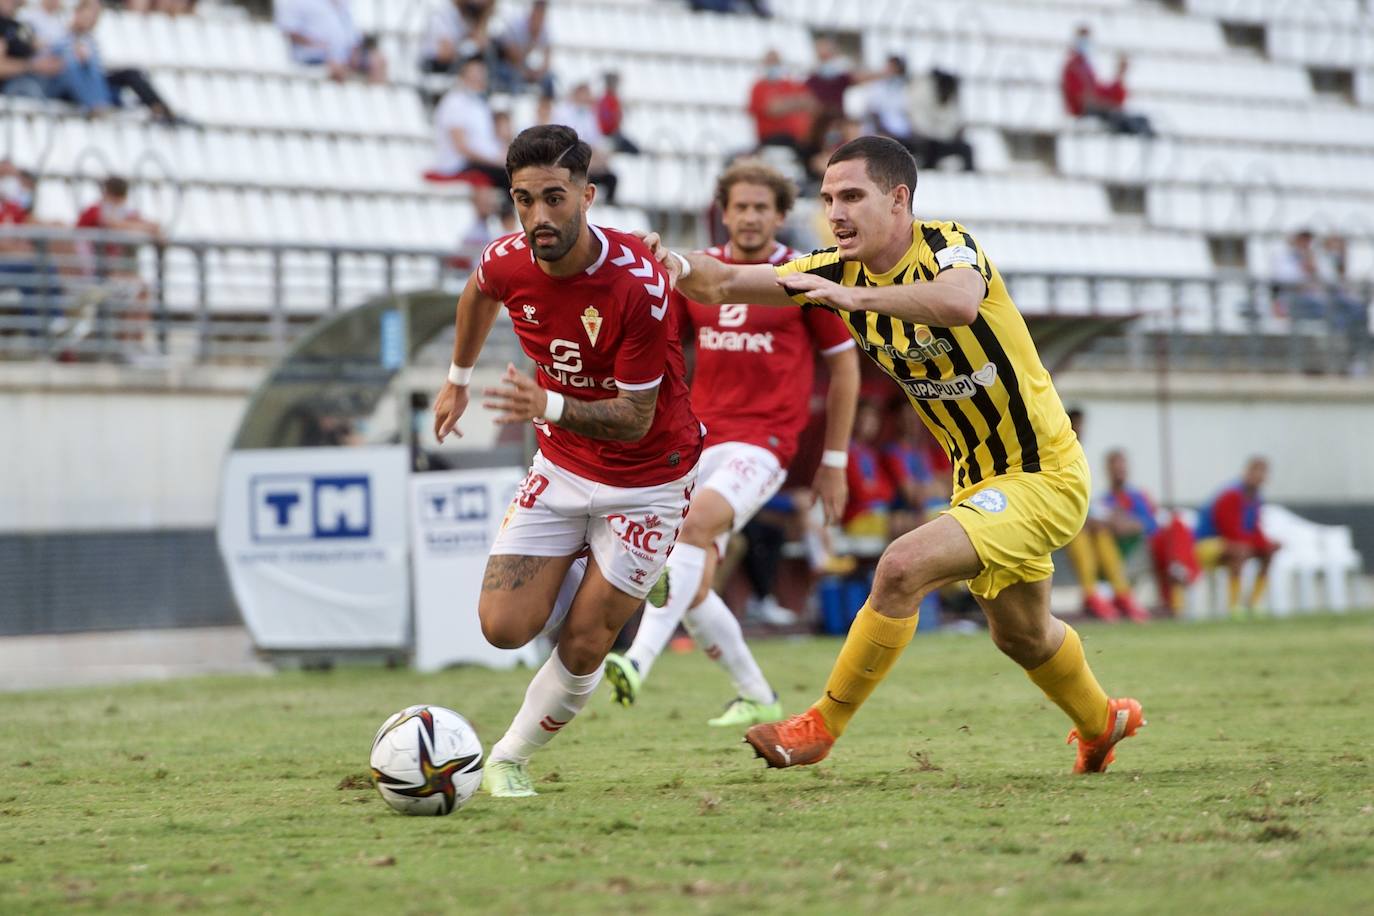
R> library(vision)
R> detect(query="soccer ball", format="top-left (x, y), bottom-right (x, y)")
top-left (369, 705), bottom-right (484, 815)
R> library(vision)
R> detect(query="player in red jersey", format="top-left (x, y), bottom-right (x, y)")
top-left (432, 125), bottom-right (702, 798)
top-left (603, 160), bottom-right (860, 727)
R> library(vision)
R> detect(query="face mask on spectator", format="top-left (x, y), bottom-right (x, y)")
top-left (764, 65), bottom-right (784, 80)
top-left (0, 175), bottom-right (22, 203)
top-left (1075, 37), bottom-right (1092, 56)
top-left (102, 202), bottom-right (131, 221)
top-left (817, 58), bottom-right (847, 77)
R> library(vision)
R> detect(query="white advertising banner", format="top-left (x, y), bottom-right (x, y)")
top-left (409, 467), bottom-right (542, 672)
top-left (217, 446), bottom-right (411, 649)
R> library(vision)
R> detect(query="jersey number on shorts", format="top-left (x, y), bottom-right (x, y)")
top-left (517, 473), bottom-right (550, 509)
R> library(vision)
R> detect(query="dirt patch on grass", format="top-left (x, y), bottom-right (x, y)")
top-left (336, 773), bottom-right (372, 790)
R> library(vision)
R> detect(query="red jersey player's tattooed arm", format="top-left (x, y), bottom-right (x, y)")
top-left (434, 274), bottom-right (503, 441)
top-left (558, 385), bottom-right (658, 441)
top-left (483, 364), bottom-right (659, 442)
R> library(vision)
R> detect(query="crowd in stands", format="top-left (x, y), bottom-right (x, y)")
top-left (1, 0), bottom-right (183, 123)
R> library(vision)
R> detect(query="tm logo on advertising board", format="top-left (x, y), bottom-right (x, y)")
top-left (250, 475), bottom-right (372, 542)
top-left (420, 484), bottom-right (489, 524)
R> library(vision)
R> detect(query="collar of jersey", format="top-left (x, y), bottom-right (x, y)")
top-left (862, 221), bottom-right (922, 284)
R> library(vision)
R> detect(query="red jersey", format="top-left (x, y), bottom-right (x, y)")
top-left (674, 242), bottom-right (855, 465)
top-left (476, 224), bottom-right (702, 487)
top-left (748, 78), bottom-right (813, 143)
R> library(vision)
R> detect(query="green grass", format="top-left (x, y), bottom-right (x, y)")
top-left (2, 613), bottom-right (1372, 915)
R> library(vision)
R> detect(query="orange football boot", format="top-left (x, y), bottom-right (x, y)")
top-left (744, 707), bottom-right (835, 768)
top-left (1068, 697), bottom-right (1145, 774)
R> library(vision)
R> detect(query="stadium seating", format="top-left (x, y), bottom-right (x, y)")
top-left (2, 0), bottom-right (1370, 347)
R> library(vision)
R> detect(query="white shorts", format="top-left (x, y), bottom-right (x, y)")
top-left (696, 441), bottom-right (787, 555)
top-left (490, 451), bottom-right (697, 600)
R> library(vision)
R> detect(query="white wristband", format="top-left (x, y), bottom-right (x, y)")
top-left (670, 250), bottom-right (692, 277)
top-left (821, 449), bottom-right (849, 469)
top-left (448, 363), bottom-right (473, 386)
top-left (542, 390), bottom-right (565, 424)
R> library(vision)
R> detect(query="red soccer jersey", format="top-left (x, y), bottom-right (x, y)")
top-left (674, 242), bottom-right (855, 465)
top-left (476, 224), bottom-right (702, 487)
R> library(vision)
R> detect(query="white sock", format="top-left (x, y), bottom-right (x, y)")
top-left (682, 590), bottom-right (774, 704)
top-left (489, 649), bottom-right (603, 764)
top-left (624, 542), bottom-right (707, 680)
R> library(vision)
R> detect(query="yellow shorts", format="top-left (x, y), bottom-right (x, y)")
top-left (942, 449), bottom-right (1091, 600)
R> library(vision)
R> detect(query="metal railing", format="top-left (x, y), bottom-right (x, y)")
top-left (1, 225), bottom-right (1369, 374)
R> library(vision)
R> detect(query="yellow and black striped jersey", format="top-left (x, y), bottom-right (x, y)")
top-left (776, 219), bottom-right (1079, 491)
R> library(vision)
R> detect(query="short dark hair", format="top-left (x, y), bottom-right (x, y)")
top-left (103, 176), bottom-right (129, 198)
top-left (826, 135), bottom-right (918, 211)
top-left (505, 124), bottom-right (591, 183)
top-left (714, 158), bottom-right (797, 215)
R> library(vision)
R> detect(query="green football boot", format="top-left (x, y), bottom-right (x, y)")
top-left (481, 759), bottom-right (537, 798)
top-left (707, 696), bottom-right (784, 728)
top-left (603, 653), bottom-right (642, 707)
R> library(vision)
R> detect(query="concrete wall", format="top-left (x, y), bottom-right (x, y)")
top-left (1057, 371), bottom-right (1374, 507)
top-left (2, 365), bottom-right (1371, 534)
top-left (0, 363), bottom-right (258, 532)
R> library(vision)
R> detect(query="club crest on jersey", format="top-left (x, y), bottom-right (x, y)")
top-left (644, 514), bottom-right (662, 529)
top-left (967, 488), bottom-right (1008, 513)
top-left (521, 304), bottom-right (539, 324)
top-left (580, 306), bottom-right (603, 345)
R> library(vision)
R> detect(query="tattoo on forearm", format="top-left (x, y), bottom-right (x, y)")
top-left (482, 555), bottom-right (555, 592)
top-left (556, 387), bottom-right (657, 441)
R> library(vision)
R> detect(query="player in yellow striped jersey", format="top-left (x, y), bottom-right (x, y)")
top-left (643, 136), bottom-right (1143, 774)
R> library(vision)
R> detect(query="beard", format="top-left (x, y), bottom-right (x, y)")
top-left (527, 214), bottom-right (582, 262)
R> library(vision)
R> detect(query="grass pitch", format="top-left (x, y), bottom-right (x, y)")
top-left (2, 612), bottom-right (1372, 914)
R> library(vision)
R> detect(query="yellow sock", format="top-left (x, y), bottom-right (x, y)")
top-left (1247, 575), bottom-right (1267, 609)
top-left (1065, 531), bottom-right (1098, 591)
top-left (812, 602), bottom-right (918, 737)
top-left (1227, 573), bottom-right (1242, 611)
top-left (1094, 529), bottom-right (1131, 595)
top-left (1026, 625), bottom-right (1110, 740)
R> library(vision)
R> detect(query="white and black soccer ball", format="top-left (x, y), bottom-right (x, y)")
top-left (369, 705), bottom-right (483, 816)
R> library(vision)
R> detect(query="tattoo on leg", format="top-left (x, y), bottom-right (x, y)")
top-left (482, 555), bottom-right (554, 592)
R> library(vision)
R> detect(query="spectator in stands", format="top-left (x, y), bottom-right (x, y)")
top-left (553, 82), bottom-right (619, 203)
top-left (76, 175), bottom-right (162, 348)
top-left (805, 114), bottom-right (862, 192)
top-left (20, 0), bottom-right (67, 50)
top-left (690, 0), bottom-right (771, 15)
top-left (421, 0), bottom-right (489, 74)
top-left (865, 56), bottom-right (915, 148)
top-left (1061, 25), bottom-right (1153, 137)
top-left (501, 0), bottom-right (552, 95)
top-left (276, 0), bottom-right (387, 84)
top-left (748, 49), bottom-right (816, 163)
top-left (597, 71), bottom-right (639, 154)
top-left (1195, 456), bottom-right (1278, 617)
top-left (450, 185), bottom-right (516, 269)
top-left (48, 0), bottom-right (183, 124)
top-left (1273, 231), bottom-right (1368, 363)
top-left (426, 56), bottom-right (509, 188)
top-left (804, 34), bottom-right (859, 122)
top-left (907, 67), bottom-right (975, 172)
top-left (1, 0), bottom-right (64, 100)
top-left (116, 0), bottom-right (198, 12)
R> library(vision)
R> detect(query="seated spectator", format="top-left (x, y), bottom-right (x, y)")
top-left (276, 0), bottom-right (386, 84)
top-left (0, 162), bottom-right (62, 331)
top-left (881, 406), bottom-right (943, 528)
top-left (1, 0), bottom-right (64, 100)
top-left (1272, 230), bottom-right (1368, 345)
top-left (804, 34), bottom-right (859, 123)
top-left (20, 0), bottom-right (66, 49)
top-left (1060, 24), bottom-right (1153, 137)
top-left (748, 49), bottom-right (816, 163)
top-left (426, 57), bottom-right (509, 188)
top-left (597, 71), bottom-right (639, 154)
top-left (1099, 448), bottom-right (1199, 617)
top-left (449, 185), bottom-right (516, 270)
top-left (52, 0), bottom-right (183, 123)
top-left (421, 0), bottom-right (523, 92)
top-left (75, 175), bottom-right (162, 349)
top-left (805, 114), bottom-right (862, 191)
top-left (1061, 408), bottom-right (1150, 623)
top-left (906, 67), bottom-right (975, 172)
top-left (866, 55), bottom-right (914, 147)
top-left (499, 0), bottom-right (552, 95)
top-left (1194, 456), bottom-right (1278, 617)
top-left (842, 400), bottom-right (916, 541)
top-left (553, 82), bottom-right (619, 203)
top-left (689, 0), bottom-right (771, 14)
top-left (113, 0), bottom-right (197, 11)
